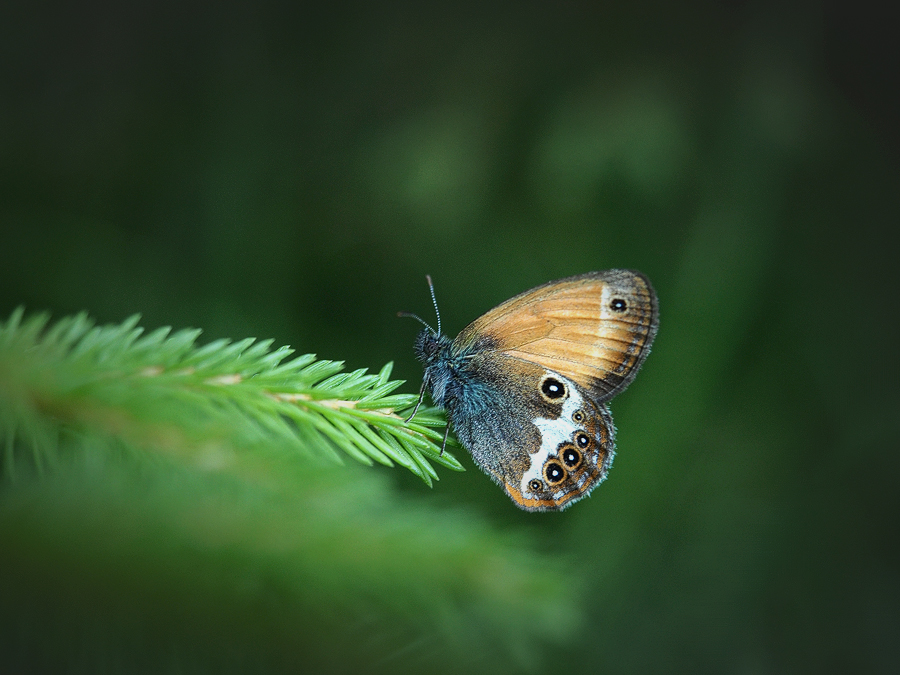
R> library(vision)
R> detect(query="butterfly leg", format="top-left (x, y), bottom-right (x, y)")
top-left (403, 376), bottom-right (428, 423)
top-left (439, 422), bottom-right (451, 457)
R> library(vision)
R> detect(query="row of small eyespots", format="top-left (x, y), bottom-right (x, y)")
top-left (528, 430), bottom-right (593, 493)
top-left (534, 376), bottom-right (592, 492)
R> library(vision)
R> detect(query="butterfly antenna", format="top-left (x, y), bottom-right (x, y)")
top-left (397, 274), bottom-right (442, 336)
top-left (426, 274), bottom-right (441, 335)
top-left (396, 311), bottom-right (435, 334)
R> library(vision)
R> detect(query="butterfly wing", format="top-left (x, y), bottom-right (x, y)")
top-left (442, 350), bottom-right (617, 511)
top-left (454, 269), bottom-right (658, 402)
top-left (443, 352), bottom-right (618, 511)
top-left (500, 391), bottom-right (616, 511)
top-left (444, 269), bottom-right (657, 511)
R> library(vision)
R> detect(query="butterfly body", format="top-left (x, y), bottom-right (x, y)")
top-left (412, 269), bottom-right (658, 512)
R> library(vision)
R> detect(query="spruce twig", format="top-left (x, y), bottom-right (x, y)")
top-left (0, 308), bottom-right (462, 485)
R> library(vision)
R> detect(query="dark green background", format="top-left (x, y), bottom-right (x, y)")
top-left (2, 2), bottom-right (897, 673)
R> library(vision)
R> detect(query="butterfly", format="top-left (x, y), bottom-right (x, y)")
top-left (403, 269), bottom-right (659, 512)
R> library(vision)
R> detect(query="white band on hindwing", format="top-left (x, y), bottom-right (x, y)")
top-left (521, 374), bottom-right (584, 495)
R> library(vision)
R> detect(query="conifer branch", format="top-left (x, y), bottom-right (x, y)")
top-left (0, 307), bottom-right (462, 484)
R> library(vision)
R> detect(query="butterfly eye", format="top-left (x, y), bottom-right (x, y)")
top-left (572, 410), bottom-right (585, 423)
top-left (610, 298), bottom-right (628, 312)
top-left (528, 479), bottom-right (544, 493)
top-left (544, 461), bottom-right (566, 485)
top-left (561, 446), bottom-right (582, 469)
top-left (539, 375), bottom-right (567, 402)
top-left (575, 432), bottom-right (591, 449)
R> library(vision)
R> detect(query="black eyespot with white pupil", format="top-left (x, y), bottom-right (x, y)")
top-left (562, 447), bottom-right (582, 468)
top-left (528, 479), bottom-right (543, 492)
top-left (572, 410), bottom-right (584, 423)
top-left (545, 461), bottom-right (565, 484)
top-left (541, 377), bottom-right (566, 400)
top-left (610, 298), bottom-right (627, 312)
top-left (576, 432), bottom-right (591, 448)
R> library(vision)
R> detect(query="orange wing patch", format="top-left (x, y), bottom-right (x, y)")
top-left (456, 270), bottom-right (658, 401)
top-left (503, 479), bottom-right (591, 511)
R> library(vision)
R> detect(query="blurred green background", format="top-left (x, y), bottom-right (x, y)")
top-left (1, 1), bottom-right (898, 673)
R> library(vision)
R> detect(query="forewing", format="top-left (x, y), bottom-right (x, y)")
top-left (455, 269), bottom-right (658, 402)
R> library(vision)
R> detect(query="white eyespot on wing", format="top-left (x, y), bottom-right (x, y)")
top-left (520, 374), bottom-right (583, 495)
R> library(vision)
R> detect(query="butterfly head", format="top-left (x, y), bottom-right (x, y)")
top-left (401, 276), bottom-right (458, 408)
top-left (412, 325), bottom-right (448, 362)
top-left (402, 274), bottom-right (456, 366)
